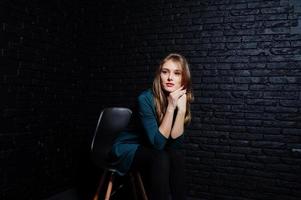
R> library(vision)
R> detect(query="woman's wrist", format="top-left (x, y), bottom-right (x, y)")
top-left (167, 104), bottom-right (176, 113)
top-left (177, 108), bottom-right (186, 114)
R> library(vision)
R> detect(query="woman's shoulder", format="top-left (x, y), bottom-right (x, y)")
top-left (138, 88), bottom-right (153, 100)
top-left (137, 88), bottom-right (156, 114)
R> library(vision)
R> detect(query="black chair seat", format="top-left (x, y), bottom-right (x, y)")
top-left (90, 107), bottom-right (148, 200)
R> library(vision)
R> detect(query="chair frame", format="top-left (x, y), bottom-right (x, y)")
top-left (91, 107), bottom-right (148, 200)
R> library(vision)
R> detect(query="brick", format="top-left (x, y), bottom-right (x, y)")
top-left (219, 84), bottom-right (248, 90)
top-left (245, 169), bottom-right (278, 180)
top-left (234, 70), bottom-right (251, 76)
top-left (220, 3), bottom-right (248, 10)
top-left (230, 9), bottom-right (260, 16)
top-left (215, 125), bottom-right (246, 132)
top-left (271, 47), bottom-right (301, 55)
top-left (224, 15), bottom-right (255, 22)
top-left (194, 17), bottom-right (224, 24)
top-left (231, 160), bottom-right (265, 169)
top-left (200, 144), bottom-right (231, 152)
top-left (213, 97), bottom-right (243, 105)
top-left (261, 7), bottom-right (288, 14)
top-left (246, 99), bottom-right (277, 106)
top-left (203, 76), bottom-right (234, 83)
top-left (247, 127), bottom-right (282, 134)
top-left (231, 104), bottom-right (265, 112)
top-left (251, 141), bottom-right (286, 148)
top-left (231, 119), bottom-right (262, 126)
top-left (247, 155), bottom-right (281, 164)
top-left (249, 84), bottom-right (283, 91)
top-left (248, 1), bottom-right (280, 9)
top-left (200, 130), bottom-right (229, 138)
top-left (231, 91), bottom-right (263, 98)
top-left (242, 35), bottom-right (273, 42)
top-left (224, 29), bottom-right (255, 36)
top-left (283, 128), bottom-right (301, 135)
top-left (263, 91), bottom-right (299, 99)
top-left (227, 139), bottom-right (250, 146)
top-left (244, 112), bottom-right (275, 120)
top-left (265, 163), bottom-right (299, 173)
top-left (241, 42), bottom-right (257, 48)
top-left (256, 27), bottom-right (291, 35)
top-left (265, 106), bottom-right (298, 113)
top-left (230, 132), bottom-right (263, 140)
top-left (264, 20), bottom-right (293, 28)
top-left (234, 77), bottom-right (252, 83)
top-left (263, 120), bottom-right (297, 128)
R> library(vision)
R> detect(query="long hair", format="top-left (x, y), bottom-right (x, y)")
top-left (152, 53), bottom-right (194, 126)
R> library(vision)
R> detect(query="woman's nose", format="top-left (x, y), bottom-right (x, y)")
top-left (168, 74), bottom-right (173, 80)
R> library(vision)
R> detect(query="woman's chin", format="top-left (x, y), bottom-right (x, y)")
top-left (163, 87), bottom-right (176, 93)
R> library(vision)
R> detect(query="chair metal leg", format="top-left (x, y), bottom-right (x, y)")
top-left (93, 170), bottom-right (108, 200)
top-left (93, 170), bottom-right (147, 200)
top-left (135, 172), bottom-right (148, 200)
top-left (130, 172), bottom-right (138, 200)
top-left (105, 172), bottom-right (115, 200)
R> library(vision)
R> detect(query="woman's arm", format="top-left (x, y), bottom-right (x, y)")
top-left (158, 104), bottom-right (175, 138)
top-left (138, 92), bottom-right (167, 150)
top-left (159, 87), bottom-right (186, 138)
top-left (170, 110), bottom-right (185, 139)
top-left (170, 94), bottom-right (187, 139)
top-left (138, 88), bottom-right (186, 149)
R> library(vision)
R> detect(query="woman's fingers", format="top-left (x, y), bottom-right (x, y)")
top-left (177, 89), bottom-right (187, 98)
top-left (172, 86), bottom-right (186, 96)
top-left (169, 87), bottom-right (187, 105)
top-left (172, 86), bottom-right (184, 94)
top-left (175, 85), bottom-right (184, 92)
top-left (168, 87), bottom-right (187, 109)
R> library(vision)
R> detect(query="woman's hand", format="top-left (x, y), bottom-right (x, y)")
top-left (167, 86), bottom-right (186, 112)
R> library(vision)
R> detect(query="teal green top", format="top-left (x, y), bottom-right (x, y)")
top-left (111, 89), bottom-right (184, 176)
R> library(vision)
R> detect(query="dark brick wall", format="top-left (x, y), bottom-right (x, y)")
top-left (0, 1), bottom-right (97, 199)
top-left (1, 0), bottom-right (301, 200)
top-left (90, 0), bottom-right (301, 200)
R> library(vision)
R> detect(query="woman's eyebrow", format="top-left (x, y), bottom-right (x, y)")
top-left (162, 68), bottom-right (182, 72)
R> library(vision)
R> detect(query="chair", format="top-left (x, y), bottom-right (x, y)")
top-left (90, 107), bottom-right (148, 200)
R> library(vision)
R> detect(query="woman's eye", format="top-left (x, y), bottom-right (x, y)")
top-left (162, 71), bottom-right (167, 74)
top-left (175, 72), bottom-right (181, 75)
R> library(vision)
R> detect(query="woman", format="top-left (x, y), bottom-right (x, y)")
top-left (111, 53), bottom-right (193, 200)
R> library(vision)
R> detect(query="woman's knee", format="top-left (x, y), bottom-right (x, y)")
top-left (151, 150), bottom-right (170, 171)
top-left (166, 148), bottom-right (185, 171)
top-left (167, 148), bottom-right (185, 160)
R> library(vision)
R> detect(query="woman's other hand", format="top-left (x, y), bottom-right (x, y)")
top-left (167, 86), bottom-right (186, 111)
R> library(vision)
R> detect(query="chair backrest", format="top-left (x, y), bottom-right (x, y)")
top-left (90, 107), bottom-right (132, 169)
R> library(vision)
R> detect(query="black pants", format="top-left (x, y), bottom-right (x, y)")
top-left (131, 146), bottom-right (186, 200)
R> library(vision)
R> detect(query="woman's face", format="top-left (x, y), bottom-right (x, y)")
top-left (160, 59), bottom-right (183, 93)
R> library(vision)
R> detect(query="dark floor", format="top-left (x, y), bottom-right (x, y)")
top-left (45, 176), bottom-right (138, 200)
top-left (45, 189), bottom-right (79, 200)
top-left (45, 188), bottom-right (197, 200)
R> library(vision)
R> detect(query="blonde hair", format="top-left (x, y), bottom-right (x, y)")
top-left (152, 53), bottom-right (194, 126)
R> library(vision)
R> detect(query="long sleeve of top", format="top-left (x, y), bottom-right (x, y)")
top-left (137, 92), bottom-right (167, 150)
top-left (110, 89), bottom-right (184, 176)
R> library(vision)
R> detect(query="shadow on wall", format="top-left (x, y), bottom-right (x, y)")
top-left (74, 146), bottom-right (101, 200)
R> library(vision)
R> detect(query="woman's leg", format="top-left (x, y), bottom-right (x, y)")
top-left (131, 146), bottom-right (170, 200)
top-left (167, 148), bottom-right (186, 200)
